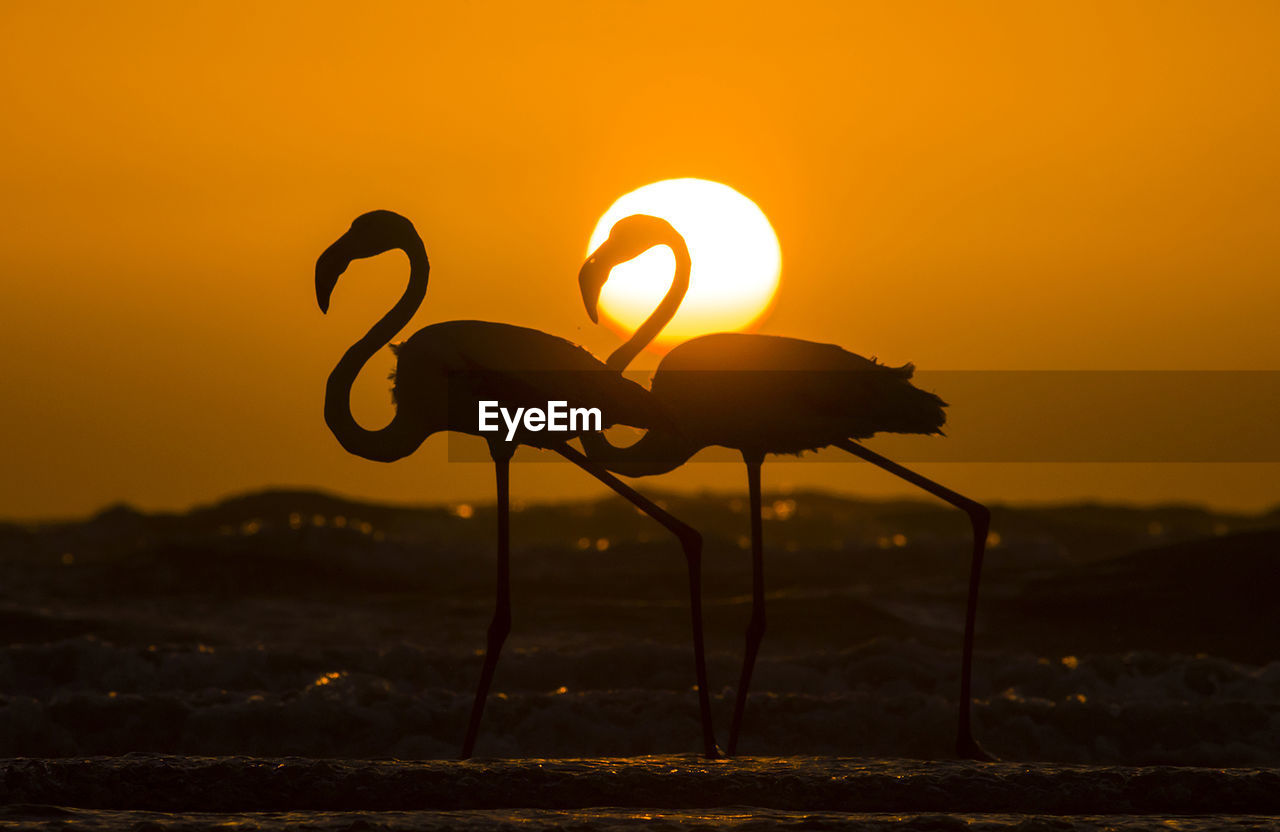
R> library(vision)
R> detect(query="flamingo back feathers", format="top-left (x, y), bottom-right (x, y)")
top-left (388, 320), bottom-right (670, 446)
top-left (648, 333), bottom-right (946, 456)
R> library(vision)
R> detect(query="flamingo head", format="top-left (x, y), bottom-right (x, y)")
top-left (316, 210), bottom-right (421, 313)
top-left (578, 214), bottom-right (681, 324)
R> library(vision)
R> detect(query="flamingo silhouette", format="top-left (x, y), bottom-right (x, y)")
top-left (577, 214), bottom-right (993, 760)
top-left (315, 210), bottom-right (719, 759)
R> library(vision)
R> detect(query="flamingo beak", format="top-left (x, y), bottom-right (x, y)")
top-left (578, 254), bottom-right (608, 325)
top-left (315, 238), bottom-right (353, 314)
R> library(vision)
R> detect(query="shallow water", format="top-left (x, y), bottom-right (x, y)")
top-left (1, 492), bottom-right (1277, 828)
top-left (3, 630), bottom-right (1277, 764)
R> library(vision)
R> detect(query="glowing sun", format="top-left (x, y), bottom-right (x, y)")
top-left (587, 179), bottom-right (781, 345)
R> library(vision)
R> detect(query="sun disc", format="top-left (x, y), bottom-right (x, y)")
top-left (587, 179), bottom-right (781, 346)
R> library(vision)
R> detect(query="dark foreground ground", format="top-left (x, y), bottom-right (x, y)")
top-left (1, 755), bottom-right (1279, 830)
top-left (0, 489), bottom-right (1276, 826)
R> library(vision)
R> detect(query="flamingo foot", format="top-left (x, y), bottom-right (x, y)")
top-left (956, 734), bottom-right (999, 762)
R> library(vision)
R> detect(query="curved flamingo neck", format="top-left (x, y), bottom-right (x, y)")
top-left (605, 233), bottom-right (691, 372)
top-left (324, 239), bottom-right (428, 462)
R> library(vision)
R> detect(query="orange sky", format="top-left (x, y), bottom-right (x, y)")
top-left (2, 1), bottom-right (1278, 518)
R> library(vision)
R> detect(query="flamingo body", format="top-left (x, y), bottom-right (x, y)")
top-left (387, 320), bottom-right (664, 449)
top-left (316, 211), bottom-right (719, 759)
top-left (648, 332), bottom-right (945, 457)
top-left (577, 213), bottom-right (993, 760)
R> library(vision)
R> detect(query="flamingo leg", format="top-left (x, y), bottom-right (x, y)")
top-left (461, 446), bottom-right (514, 759)
top-left (552, 442), bottom-right (722, 759)
top-left (727, 452), bottom-right (767, 756)
top-left (834, 438), bottom-right (994, 761)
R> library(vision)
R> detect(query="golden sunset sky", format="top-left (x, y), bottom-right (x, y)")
top-left (2, 1), bottom-right (1277, 518)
